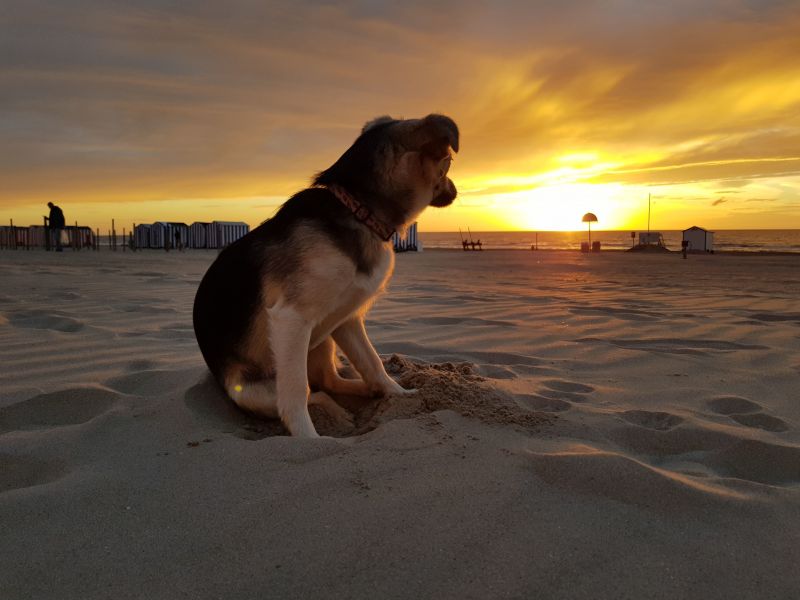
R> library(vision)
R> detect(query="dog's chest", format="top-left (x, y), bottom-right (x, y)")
top-left (311, 245), bottom-right (394, 341)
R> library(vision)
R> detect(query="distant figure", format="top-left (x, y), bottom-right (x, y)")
top-left (47, 202), bottom-right (66, 252)
top-left (175, 230), bottom-right (184, 251)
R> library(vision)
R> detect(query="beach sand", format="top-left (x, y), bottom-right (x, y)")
top-left (1, 248), bottom-right (799, 599)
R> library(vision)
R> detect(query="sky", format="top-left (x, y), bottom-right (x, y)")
top-left (2, 0), bottom-right (800, 232)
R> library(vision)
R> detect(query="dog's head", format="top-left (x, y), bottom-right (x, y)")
top-left (314, 114), bottom-right (459, 225)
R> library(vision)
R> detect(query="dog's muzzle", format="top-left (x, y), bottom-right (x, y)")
top-left (431, 178), bottom-right (457, 207)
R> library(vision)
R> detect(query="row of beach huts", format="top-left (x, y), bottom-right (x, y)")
top-left (132, 221), bottom-right (421, 251)
top-left (1, 221), bottom-right (422, 252)
top-left (133, 221), bottom-right (250, 249)
top-left (0, 221), bottom-right (251, 250)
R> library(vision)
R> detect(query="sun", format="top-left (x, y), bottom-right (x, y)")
top-left (516, 183), bottom-right (626, 231)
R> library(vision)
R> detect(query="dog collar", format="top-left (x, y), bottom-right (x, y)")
top-left (327, 185), bottom-right (396, 242)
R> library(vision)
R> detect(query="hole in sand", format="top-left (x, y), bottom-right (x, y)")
top-left (707, 396), bottom-right (761, 415)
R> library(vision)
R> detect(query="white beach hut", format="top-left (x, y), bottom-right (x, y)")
top-left (392, 222), bottom-right (421, 252)
top-left (134, 224), bottom-right (152, 249)
top-left (149, 222), bottom-right (168, 248)
top-left (683, 226), bottom-right (714, 252)
top-left (208, 221), bottom-right (250, 249)
top-left (165, 222), bottom-right (189, 249)
top-left (189, 222), bottom-right (211, 248)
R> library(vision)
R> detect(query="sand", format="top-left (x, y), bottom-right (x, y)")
top-left (1, 248), bottom-right (799, 599)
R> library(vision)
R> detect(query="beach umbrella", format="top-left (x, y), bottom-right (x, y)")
top-left (582, 212), bottom-right (598, 249)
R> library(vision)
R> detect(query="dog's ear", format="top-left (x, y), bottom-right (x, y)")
top-left (412, 114), bottom-right (459, 158)
top-left (313, 116), bottom-right (401, 190)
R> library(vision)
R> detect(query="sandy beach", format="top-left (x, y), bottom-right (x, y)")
top-left (1, 248), bottom-right (799, 599)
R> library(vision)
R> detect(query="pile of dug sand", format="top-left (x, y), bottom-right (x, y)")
top-left (313, 354), bottom-right (553, 436)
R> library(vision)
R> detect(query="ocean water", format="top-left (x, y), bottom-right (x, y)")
top-left (420, 230), bottom-right (800, 253)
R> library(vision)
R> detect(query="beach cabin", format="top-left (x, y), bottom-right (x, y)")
top-left (189, 222), bottom-right (212, 249)
top-left (392, 222), bottom-right (420, 252)
top-left (134, 224), bottom-right (152, 249)
top-left (165, 222), bottom-right (189, 249)
top-left (208, 221), bottom-right (249, 249)
top-left (683, 226), bottom-right (714, 252)
top-left (149, 222), bottom-right (168, 248)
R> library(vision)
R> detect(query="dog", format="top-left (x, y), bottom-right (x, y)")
top-left (193, 114), bottom-right (459, 437)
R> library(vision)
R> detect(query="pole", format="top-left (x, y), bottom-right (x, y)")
top-left (647, 193), bottom-right (651, 234)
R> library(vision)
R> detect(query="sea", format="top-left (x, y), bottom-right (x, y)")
top-left (419, 230), bottom-right (800, 253)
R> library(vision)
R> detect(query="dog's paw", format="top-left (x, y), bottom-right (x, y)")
top-left (393, 386), bottom-right (417, 396)
top-left (383, 379), bottom-right (417, 397)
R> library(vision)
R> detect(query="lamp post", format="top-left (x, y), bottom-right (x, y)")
top-left (582, 212), bottom-right (598, 250)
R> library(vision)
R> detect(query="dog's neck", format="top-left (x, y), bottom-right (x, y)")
top-left (327, 185), bottom-right (396, 242)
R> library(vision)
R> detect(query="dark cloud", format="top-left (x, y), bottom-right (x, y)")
top-left (712, 198), bottom-right (728, 206)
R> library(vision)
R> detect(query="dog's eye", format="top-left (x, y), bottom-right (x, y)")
top-left (438, 155), bottom-right (453, 178)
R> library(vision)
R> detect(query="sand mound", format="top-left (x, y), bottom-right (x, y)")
top-left (319, 355), bottom-right (554, 436)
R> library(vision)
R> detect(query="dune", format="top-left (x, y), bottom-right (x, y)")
top-left (1, 248), bottom-right (799, 599)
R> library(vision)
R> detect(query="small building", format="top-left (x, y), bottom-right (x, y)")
top-left (392, 223), bottom-right (420, 252)
top-left (189, 222), bottom-right (212, 248)
top-left (683, 226), bottom-right (714, 252)
top-left (207, 221), bottom-right (249, 249)
top-left (165, 222), bottom-right (190, 249)
top-left (149, 222), bottom-right (167, 248)
top-left (134, 224), bottom-right (152, 249)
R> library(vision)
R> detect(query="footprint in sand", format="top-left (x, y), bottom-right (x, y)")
top-left (728, 413), bottom-right (790, 433)
top-left (0, 387), bottom-right (119, 434)
top-left (0, 454), bottom-right (68, 494)
top-left (5, 309), bottom-right (84, 333)
top-left (706, 396), bottom-right (790, 433)
top-left (620, 410), bottom-right (684, 431)
top-left (707, 396), bottom-right (762, 415)
top-left (515, 394), bottom-right (571, 413)
top-left (537, 379), bottom-right (595, 403)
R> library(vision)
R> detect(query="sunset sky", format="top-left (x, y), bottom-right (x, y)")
top-left (2, 1), bottom-right (800, 232)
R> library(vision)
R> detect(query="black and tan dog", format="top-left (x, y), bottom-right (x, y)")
top-left (193, 114), bottom-right (459, 437)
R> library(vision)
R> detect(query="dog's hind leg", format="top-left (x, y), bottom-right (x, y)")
top-left (308, 336), bottom-right (371, 397)
top-left (225, 376), bottom-right (279, 419)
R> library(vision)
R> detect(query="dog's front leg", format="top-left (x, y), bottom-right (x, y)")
top-left (269, 304), bottom-right (318, 437)
top-left (332, 316), bottom-right (410, 397)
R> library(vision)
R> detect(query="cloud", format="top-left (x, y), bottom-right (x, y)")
top-left (2, 0), bottom-right (800, 230)
top-left (712, 197), bottom-right (727, 206)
